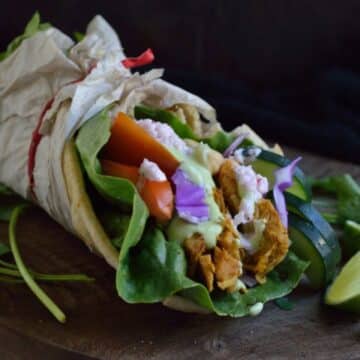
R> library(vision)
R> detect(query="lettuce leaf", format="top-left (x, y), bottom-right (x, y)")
top-left (274, 296), bottom-right (295, 311)
top-left (134, 105), bottom-right (253, 153)
top-left (75, 107), bottom-right (149, 251)
top-left (117, 225), bottom-right (189, 302)
top-left (73, 31), bottom-right (85, 43)
top-left (0, 12), bottom-right (51, 62)
top-left (311, 174), bottom-right (360, 225)
top-left (76, 107), bottom-right (143, 207)
top-left (99, 209), bottom-right (132, 248)
top-left (116, 219), bottom-right (308, 315)
top-left (76, 106), bottom-right (308, 316)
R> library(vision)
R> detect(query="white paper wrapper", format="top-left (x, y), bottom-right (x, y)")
top-left (0, 15), bottom-right (217, 235)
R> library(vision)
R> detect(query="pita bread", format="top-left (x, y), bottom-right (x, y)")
top-left (63, 137), bottom-right (119, 269)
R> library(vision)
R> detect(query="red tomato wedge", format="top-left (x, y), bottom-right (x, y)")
top-left (139, 179), bottom-right (174, 222)
top-left (101, 159), bottom-right (174, 222)
top-left (101, 159), bottom-right (139, 184)
top-left (102, 112), bottom-right (179, 177)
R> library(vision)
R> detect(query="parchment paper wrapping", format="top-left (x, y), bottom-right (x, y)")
top-left (0, 16), bottom-right (217, 240)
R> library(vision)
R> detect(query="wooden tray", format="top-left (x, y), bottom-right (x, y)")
top-left (0, 147), bottom-right (359, 359)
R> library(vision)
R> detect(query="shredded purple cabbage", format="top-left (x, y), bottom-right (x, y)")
top-left (223, 132), bottom-right (249, 158)
top-left (171, 169), bottom-right (209, 224)
top-left (273, 157), bottom-right (302, 228)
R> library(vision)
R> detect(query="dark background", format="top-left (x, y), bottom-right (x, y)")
top-left (1, 1), bottom-right (360, 162)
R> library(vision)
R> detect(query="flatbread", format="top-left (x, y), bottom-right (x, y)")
top-left (63, 137), bottom-right (119, 269)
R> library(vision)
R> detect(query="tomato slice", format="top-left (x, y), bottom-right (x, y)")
top-left (101, 159), bottom-right (174, 222)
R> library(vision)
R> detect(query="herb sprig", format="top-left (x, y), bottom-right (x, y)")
top-left (0, 195), bottom-right (94, 323)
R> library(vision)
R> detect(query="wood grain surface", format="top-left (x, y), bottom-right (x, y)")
top-left (0, 147), bottom-right (359, 360)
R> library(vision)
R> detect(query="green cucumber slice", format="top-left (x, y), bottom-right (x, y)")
top-left (289, 214), bottom-right (337, 289)
top-left (284, 192), bottom-right (341, 264)
top-left (252, 150), bottom-right (311, 201)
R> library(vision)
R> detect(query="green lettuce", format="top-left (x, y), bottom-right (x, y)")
top-left (0, 12), bottom-right (51, 62)
top-left (312, 174), bottom-right (360, 225)
top-left (117, 219), bottom-right (308, 315)
top-left (76, 107), bottom-right (308, 316)
top-left (75, 106), bottom-right (149, 251)
top-left (99, 209), bottom-right (132, 248)
top-left (274, 296), bottom-right (295, 311)
top-left (73, 31), bottom-right (85, 43)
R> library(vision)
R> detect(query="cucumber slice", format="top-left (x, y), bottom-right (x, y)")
top-left (284, 192), bottom-right (341, 265)
top-left (289, 214), bottom-right (337, 289)
top-left (252, 150), bottom-right (311, 201)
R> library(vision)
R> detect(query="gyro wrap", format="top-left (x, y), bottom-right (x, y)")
top-left (0, 16), bottom-right (216, 267)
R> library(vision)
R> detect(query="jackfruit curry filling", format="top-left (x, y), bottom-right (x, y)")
top-left (166, 105), bottom-right (289, 293)
top-left (103, 103), bottom-right (290, 294)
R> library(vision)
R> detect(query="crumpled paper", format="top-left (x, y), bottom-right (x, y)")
top-left (0, 15), bottom-right (217, 233)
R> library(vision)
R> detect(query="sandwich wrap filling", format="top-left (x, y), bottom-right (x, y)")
top-left (0, 15), bottom-right (308, 316)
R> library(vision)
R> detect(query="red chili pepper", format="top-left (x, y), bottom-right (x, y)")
top-left (122, 48), bottom-right (155, 69)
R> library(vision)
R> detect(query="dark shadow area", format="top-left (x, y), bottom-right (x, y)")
top-left (1, 1), bottom-right (359, 162)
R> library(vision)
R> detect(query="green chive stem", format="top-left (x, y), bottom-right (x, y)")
top-left (9, 205), bottom-right (66, 323)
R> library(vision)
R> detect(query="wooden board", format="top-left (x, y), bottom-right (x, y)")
top-left (0, 147), bottom-right (359, 360)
